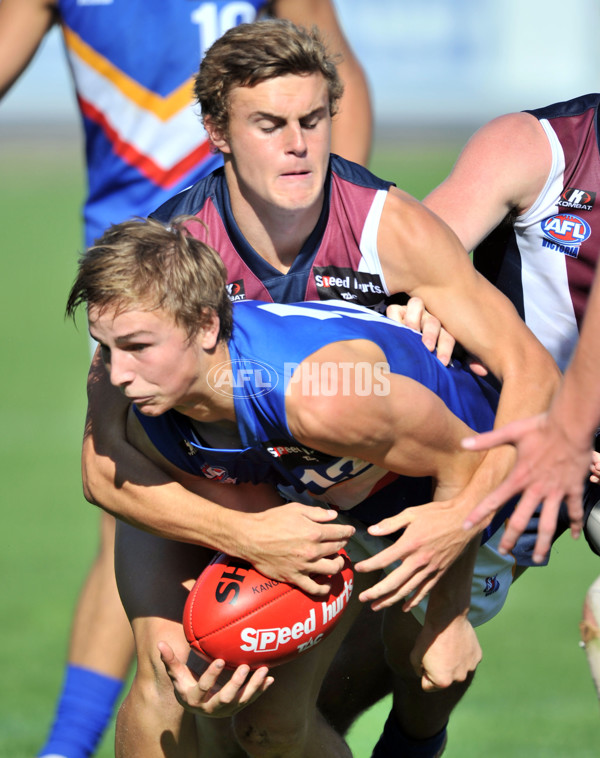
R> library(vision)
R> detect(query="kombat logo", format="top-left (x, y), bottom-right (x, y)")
top-left (484, 575), bottom-right (500, 596)
top-left (558, 187), bottom-right (596, 211)
top-left (226, 280), bottom-right (246, 302)
top-left (540, 213), bottom-right (591, 258)
top-left (314, 266), bottom-right (385, 306)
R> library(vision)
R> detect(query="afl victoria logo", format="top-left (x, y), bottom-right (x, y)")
top-left (540, 214), bottom-right (591, 244)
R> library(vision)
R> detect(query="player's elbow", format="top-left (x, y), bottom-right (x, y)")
top-left (81, 433), bottom-right (114, 507)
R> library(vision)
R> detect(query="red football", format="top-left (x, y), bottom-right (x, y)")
top-left (183, 550), bottom-right (354, 669)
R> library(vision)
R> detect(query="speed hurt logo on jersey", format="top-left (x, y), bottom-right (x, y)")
top-left (540, 213), bottom-right (591, 258)
top-left (313, 266), bottom-right (385, 307)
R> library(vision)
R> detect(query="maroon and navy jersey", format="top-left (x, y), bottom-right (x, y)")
top-left (474, 93), bottom-right (600, 370)
top-left (151, 154), bottom-right (395, 308)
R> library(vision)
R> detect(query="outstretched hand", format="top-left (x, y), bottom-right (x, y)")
top-left (355, 500), bottom-right (478, 610)
top-left (158, 642), bottom-right (273, 718)
top-left (461, 413), bottom-right (590, 563)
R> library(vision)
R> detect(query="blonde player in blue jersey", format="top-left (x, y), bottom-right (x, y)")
top-left (0, 3), bottom-right (372, 756)
top-left (66, 214), bottom-right (519, 758)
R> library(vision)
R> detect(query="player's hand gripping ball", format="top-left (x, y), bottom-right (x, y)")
top-left (183, 550), bottom-right (354, 669)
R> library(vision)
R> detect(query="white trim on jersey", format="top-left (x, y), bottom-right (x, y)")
top-left (358, 188), bottom-right (391, 295)
top-left (513, 118), bottom-right (578, 371)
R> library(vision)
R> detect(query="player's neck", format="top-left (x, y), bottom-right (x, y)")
top-left (226, 170), bottom-right (323, 273)
top-left (175, 343), bottom-right (236, 424)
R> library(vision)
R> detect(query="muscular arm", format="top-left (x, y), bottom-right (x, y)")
top-left (287, 343), bottom-right (485, 684)
top-left (462, 266), bottom-right (600, 556)
top-left (82, 352), bottom-right (354, 593)
top-left (286, 339), bottom-right (486, 597)
top-left (423, 112), bottom-right (552, 252)
top-left (364, 185), bottom-right (561, 585)
top-left (271, 0), bottom-right (373, 165)
top-left (0, 0), bottom-right (57, 99)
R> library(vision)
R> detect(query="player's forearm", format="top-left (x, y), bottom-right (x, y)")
top-left (423, 536), bottom-right (479, 630)
top-left (550, 270), bottom-right (600, 447)
top-left (0, 0), bottom-right (56, 99)
top-left (329, 55), bottom-right (372, 166)
top-left (462, 343), bottom-right (562, 522)
top-left (82, 434), bottom-right (263, 551)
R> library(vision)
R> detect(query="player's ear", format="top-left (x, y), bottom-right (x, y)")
top-left (200, 310), bottom-right (221, 349)
top-left (204, 116), bottom-right (231, 154)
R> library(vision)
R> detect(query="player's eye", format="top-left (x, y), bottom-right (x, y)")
top-left (99, 344), bottom-right (111, 363)
top-left (301, 117), bottom-right (319, 130)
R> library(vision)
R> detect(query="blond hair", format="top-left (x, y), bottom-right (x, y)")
top-left (66, 216), bottom-right (233, 341)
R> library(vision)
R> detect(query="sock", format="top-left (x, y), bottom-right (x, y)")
top-left (38, 664), bottom-right (124, 758)
top-left (371, 709), bottom-right (448, 758)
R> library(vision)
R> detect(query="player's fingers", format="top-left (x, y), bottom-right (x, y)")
top-left (530, 496), bottom-right (564, 563)
top-left (308, 551), bottom-right (347, 576)
top-left (357, 566), bottom-right (422, 609)
top-left (214, 664), bottom-right (251, 703)
top-left (354, 541), bottom-right (406, 574)
top-left (419, 313), bottom-right (442, 353)
top-left (498, 489), bottom-right (547, 555)
top-left (401, 572), bottom-right (441, 611)
top-left (421, 673), bottom-right (444, 692)
top-left (385, 303), bottom-right (407, 323)
top-left (292, 573), bottom-right (333, 596)
top-left (402, 296), bottom-right (425, 332)
top-left (157, 641), bottom-right (193, 685)
top-left (463, 415), bottom-right (543, 453)
top-left (467, 358), bottom-right (489, 377)
top-left (463, 476), bottom-right (524, 530)
top-left (432, 327), bottom-right (455, 366)
top-left (316, 524), bottom-right (355, 546)
top-left (196, 659), bottom-right (227, 696)
top-left (237, 668), bottom-right (274, 705)
top-left (367, 510), bottom-right (414, 537)
top-left (564, 492), bottom-right (585, 540)
top-left (304, 506), bottom-right (352, 526)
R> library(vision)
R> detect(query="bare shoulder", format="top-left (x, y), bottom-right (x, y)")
top-left (423, 111), bottom-right (552, 250)
top-left (285, 339), bottom-right (391, 451)
top-left (378, 186), bottom-right (472, 296)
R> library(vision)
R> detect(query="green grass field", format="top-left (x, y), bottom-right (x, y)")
top-left (0, 133), bottom-right (598, 757)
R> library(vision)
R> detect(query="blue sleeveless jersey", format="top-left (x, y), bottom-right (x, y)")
top-left (136, 300), bottom-right (509, 541)
top-left (57, 0), bottom-right (266, 244)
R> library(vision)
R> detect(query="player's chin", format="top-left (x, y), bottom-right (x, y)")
top-left (132, 398), bottom-right (167, 416)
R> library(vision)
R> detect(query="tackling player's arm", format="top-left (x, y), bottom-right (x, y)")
top-left (367, 188), bottom-right (561, 584)
top-left (82, 353), bottom-right (354, 594)
top-left (423, 112), bottom-right (553, 253)
top-left (0, 0), bottom-right (58, 99)
top-left (285, 340), bottom-right (485, 689)
top-left (423, 112), bottom-right (596, 555)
